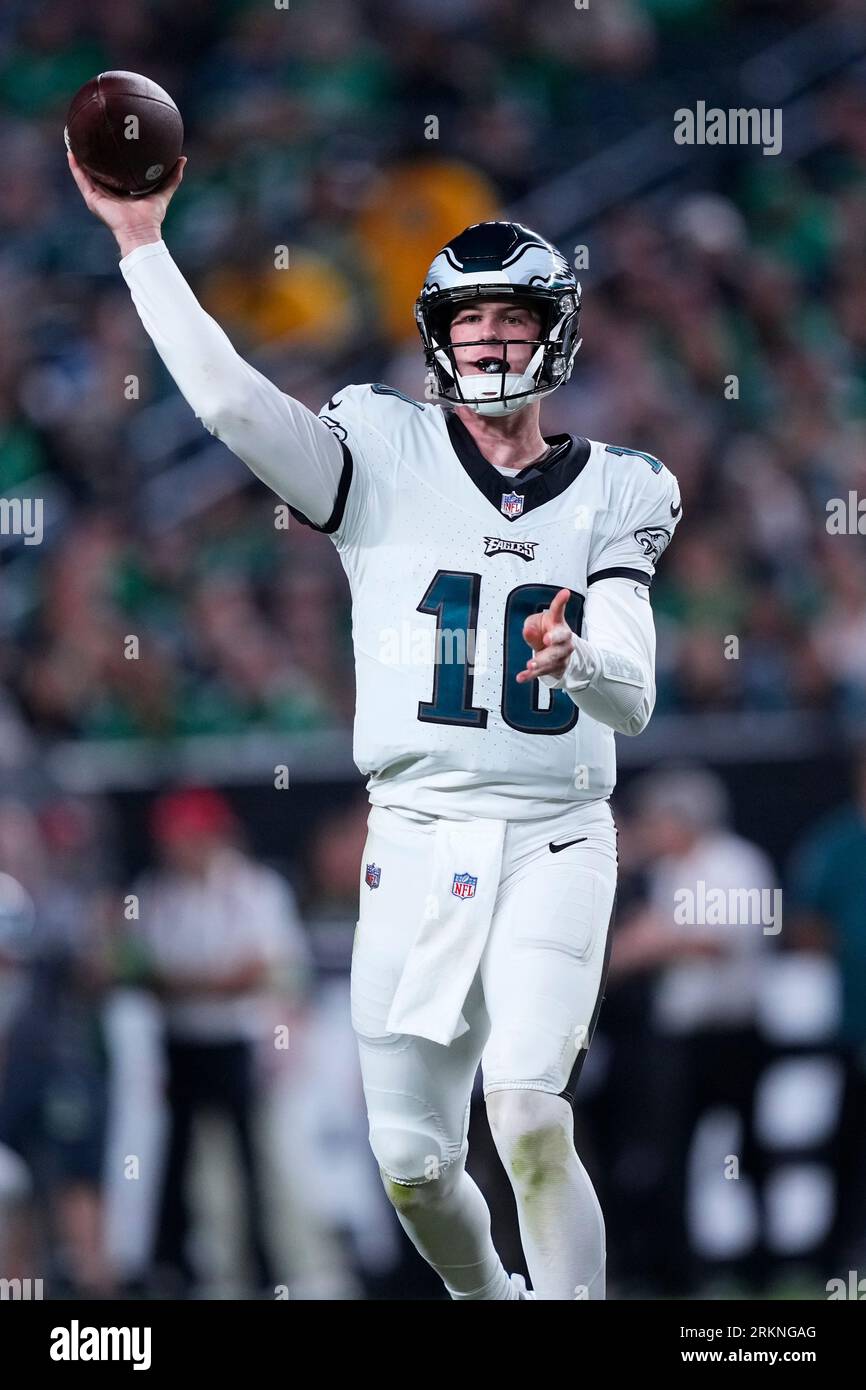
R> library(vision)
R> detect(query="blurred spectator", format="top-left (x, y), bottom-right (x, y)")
top-left (0, 795), bottom-right (114, 1296)
top-left (354, 159), bottom-right (500, 342)
top-left (608, 769), bottom-right (777, 1293)
top-left (129, 787), bottom-right (311, 1295)
top-left (788, 750), bottom-right (866, 1273)
top-left (285, 795), bottom-right (408, 1297)
top-left (0, 867), bottom-right (36, 1283)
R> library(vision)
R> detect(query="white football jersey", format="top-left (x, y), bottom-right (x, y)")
top-left (116, 244), bottom-right (679, 821)
top-left (291, 383), bottom-right (681, 821)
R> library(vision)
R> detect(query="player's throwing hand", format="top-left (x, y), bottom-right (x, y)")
top-left (517, 587), bottom-right (575, 684)
top-left (67, 150), bottom-right (186, 258)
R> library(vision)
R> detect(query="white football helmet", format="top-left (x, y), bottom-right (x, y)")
top-left (415, 221), bottom-right (582, 417)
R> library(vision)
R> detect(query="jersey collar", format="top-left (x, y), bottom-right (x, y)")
top-left (445, 411), bottom-right (591, 521)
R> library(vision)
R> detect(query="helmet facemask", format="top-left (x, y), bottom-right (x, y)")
top-left (415, 222), bottom-right (582, 416)
top-left (418, 288), bottom-right (580, 416)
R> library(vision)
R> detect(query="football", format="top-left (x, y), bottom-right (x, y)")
top-left (64, 70), bottom-right (183, 197)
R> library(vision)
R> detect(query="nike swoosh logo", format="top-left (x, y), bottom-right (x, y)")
top-left (327, 394), bottom-right (343, 410)
top-left (549, 836), bottom-right (588, 854)
top-left (670, 500), bottom-right (682, 518)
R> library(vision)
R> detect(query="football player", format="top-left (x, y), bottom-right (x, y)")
top-left (69, 151), bottom-right (681, 1301)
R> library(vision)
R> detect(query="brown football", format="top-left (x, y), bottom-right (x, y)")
top-left (65, 71), bottom-right (183, 197)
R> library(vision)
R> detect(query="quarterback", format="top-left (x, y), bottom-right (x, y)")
top-left (70, 152), bottom-right (681, 1301)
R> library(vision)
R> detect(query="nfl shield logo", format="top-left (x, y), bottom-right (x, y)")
top-left (501, 491), bottom-right (524, 519)
top-left (365, 862), bottom-right (381, 889)
top-left (451, 872), bottom-right (477, 900)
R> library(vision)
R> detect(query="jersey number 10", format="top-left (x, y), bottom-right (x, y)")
top-left (416, 571), bottom-right (584, 736)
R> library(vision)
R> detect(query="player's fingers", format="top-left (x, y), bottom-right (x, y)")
top-left (546, 587), bottom-right (571, 626)
top-left (162, 155), bottom-right (186, 200)
top-left (67, 150), bottom-right (98, 202)
top-left (516, 660), bottom-right (566, 684)
top-left (534, 643), bottom-right (571, 674)
top-left (543, 622), bottom-right (572, 647)
top-left (522, 614), bottom-right (544, 650)
top-left (517, 640), bottom-right (572, 682)
top-left (67, 150), bottom-right (123, 213)
top-left (516, 661), bottom-right (541, 683)
top-left (67, 148), bottom-right (105, 199)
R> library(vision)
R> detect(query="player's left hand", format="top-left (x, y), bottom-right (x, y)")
top-left (516, 586), bottom-right (575, 683)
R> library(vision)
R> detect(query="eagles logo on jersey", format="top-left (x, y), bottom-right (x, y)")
top-left (634, 526), bottom-right (672, 564)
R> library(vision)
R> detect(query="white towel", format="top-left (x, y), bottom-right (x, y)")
top-left (386, 816), bottom-right (507, 1046)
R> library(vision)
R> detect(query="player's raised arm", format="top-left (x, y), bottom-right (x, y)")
top-left (67, 152), bottom-right (345, 528)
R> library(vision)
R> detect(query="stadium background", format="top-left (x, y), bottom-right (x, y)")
top-left (1, 0), bottom-right (865, 1299)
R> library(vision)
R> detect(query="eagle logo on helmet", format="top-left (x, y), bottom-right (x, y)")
top-left (415, 222), bottom-right (582, 418)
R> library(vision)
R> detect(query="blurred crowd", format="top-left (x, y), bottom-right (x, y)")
top-left (0, 769), bottom-right (863, 1299)
top-left (2, 0), bottom-right (866, 743)
top-left (1, 0), bottom-right (866, 1301)
top-left (0, 784), bottom-right (390, 1298)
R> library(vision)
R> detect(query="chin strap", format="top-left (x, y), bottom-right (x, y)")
top-left (431, 341), bottom-right (548, 416)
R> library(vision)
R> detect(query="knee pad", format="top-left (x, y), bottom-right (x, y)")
top-left (376, 1133), bottom-right (468, 1218)
top-left (372, 1125), bottom-right (441, 1187)
top-left (370, 1112), bottom-right (467, 1189)
top-left (364, 1071), bottom-right (470, 1186)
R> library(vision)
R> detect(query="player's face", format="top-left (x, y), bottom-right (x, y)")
top-left (449, 299), bottom-right (542, 377)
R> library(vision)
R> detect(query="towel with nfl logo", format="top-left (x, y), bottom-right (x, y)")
top-left (385, 815), bottom-right (508, 1046)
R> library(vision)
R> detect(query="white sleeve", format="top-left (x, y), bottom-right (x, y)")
top-left (119, 240), bottom-right (346, 528)
top-left (540, 449), bottom-right (681, 734)
top-left (588, 452), bottom-right (682, 583)
top-left (539, 576), bottom-right (657, 735)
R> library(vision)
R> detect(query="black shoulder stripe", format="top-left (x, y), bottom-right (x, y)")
top-left (287, 440), bottom-right (354, 535)
top-left (587, 567), bottom-right (653, 587)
